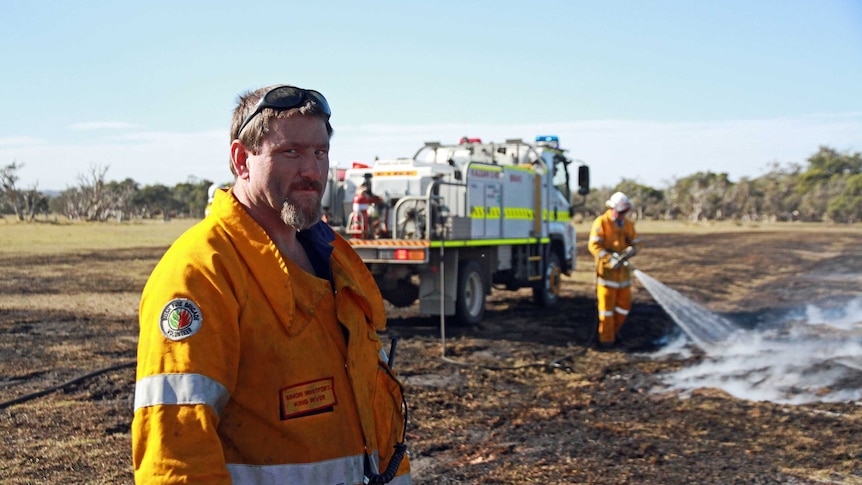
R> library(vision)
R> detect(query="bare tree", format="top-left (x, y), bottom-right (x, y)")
top-left (1, 161), bottom-right (26, 220)
top-left (55, 166), bottom-right (144, 221)
top-left (59, 164), bottom-right (112, 220)
top-left (22, 184), bottom-right (46, 221)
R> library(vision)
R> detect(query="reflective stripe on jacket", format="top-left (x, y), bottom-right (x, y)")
top-left (132, 189), bottom-right (410, 484)
top-left (588, 209), bottom-right (642, 284)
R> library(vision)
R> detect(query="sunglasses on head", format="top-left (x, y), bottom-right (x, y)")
top-left (236, 86), bottom-right (331, 138)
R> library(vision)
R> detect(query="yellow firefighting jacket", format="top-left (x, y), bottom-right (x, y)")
top-left (588, 209), bottom-right (642, 285)
top-left (133, 189), bottom-right (411, 484)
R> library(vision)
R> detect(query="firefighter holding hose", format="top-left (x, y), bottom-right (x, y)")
top-left (588, 192), bottom-right (643, 348)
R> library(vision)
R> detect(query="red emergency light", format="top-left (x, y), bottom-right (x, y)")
top-left (459, 137), bottom-right (482, 144)
top-left (393, 249), bottom-right (426, 261)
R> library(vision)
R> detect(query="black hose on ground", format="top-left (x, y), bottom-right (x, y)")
top-left (0, 360), bottom-right (136, 411)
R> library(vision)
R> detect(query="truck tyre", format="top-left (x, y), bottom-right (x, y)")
top-left (377, 276), bottom-right (419, 308)
top-left (533, 250), bottom-right (562, 307)
top-left (455, 260), bottom-right (485, 326)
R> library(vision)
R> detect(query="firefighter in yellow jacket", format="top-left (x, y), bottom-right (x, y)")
top-left (132, 85), bottom-right (411, 484)
top-left (588, 192), bottom-right (643, 348)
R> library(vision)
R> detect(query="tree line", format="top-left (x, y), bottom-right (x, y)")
top-left (0, 163), bottom-right (219, 222)
top-left (576, 145), bottom-right (861, 224)
top-left (2, 145), bottom-right (860, 223)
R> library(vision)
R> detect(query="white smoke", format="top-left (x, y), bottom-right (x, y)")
top-left (649, 297), bottom-right (862, 405)
top-left (802, 297), bottom-right (862, 331)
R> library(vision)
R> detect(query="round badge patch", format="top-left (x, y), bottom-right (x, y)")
top-left (159, 298), bottom-right (203, 341)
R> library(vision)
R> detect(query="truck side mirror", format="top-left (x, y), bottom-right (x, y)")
top-left (577, 165), bottom-right (590, 196)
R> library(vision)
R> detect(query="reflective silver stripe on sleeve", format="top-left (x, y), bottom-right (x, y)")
top-left (134, 373), bottom-right (229, 416)
top-left (390, 473), bottom-right (413, 485)
top-left (589, 235), bottom-right (602, 242)
top-left (596, 277), bottom-right (632, 288)
top-left (228, 454), bottom-right (413, 485)
top-left (228, 455), bottom-right (364, 484)
top-left (597, 249), bottom-right (609, 258)
top-left (365, 449), bottom-right (413, 484)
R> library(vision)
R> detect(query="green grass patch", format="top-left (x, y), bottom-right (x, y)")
top-left (0, 218), bottom-right (197, 256)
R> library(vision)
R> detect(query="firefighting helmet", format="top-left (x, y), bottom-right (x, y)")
top-left (606, 192), bottom-right (632, 213)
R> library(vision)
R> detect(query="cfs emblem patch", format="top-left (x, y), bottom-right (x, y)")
top-left (159, 298), bottom-right (203, 341)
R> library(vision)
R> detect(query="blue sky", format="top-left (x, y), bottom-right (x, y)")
top-left (1, 0), bottom-right (861, 191)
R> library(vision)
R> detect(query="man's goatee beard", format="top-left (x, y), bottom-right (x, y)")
top-left (281, 200), bottom-right (322, 231)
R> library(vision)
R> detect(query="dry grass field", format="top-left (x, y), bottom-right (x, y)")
top-left (0, 219), bottom-right (194, 484)
top-left (1, 218), bottom-right (861, 484)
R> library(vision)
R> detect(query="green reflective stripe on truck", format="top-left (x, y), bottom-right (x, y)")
top-left (541, 209), bottom-right (572, 221)
top-left (504, 208), bottom-right (534, 219)
top-left (471, 207), bottom-right (509, 219)
top-left (472, 207), bottom-right (568, 221)
top-left (429, 238), bottom-right (550, 248)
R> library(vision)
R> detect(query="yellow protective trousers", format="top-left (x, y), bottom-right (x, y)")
top-left (596, 277), bottom-right (632, 344)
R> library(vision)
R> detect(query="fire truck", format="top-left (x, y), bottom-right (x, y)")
top-left (323, 136), bottom-right (590, 325)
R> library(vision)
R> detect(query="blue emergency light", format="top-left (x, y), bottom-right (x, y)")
top-left (535, 135), bottom-right (559, 148)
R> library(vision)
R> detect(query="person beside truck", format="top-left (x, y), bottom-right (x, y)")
top-left (588, 191), bottom-right (643, 348)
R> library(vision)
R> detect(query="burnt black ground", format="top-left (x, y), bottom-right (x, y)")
top-left (1, 226), bottom-right (861, 484)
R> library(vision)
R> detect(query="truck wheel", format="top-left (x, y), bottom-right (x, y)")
top-left (533, 251), bottom-right (562, 307)
top-left (378, 276), bottom-right (419, 308)
top-left (455, 260), bottom-right (485, 326)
